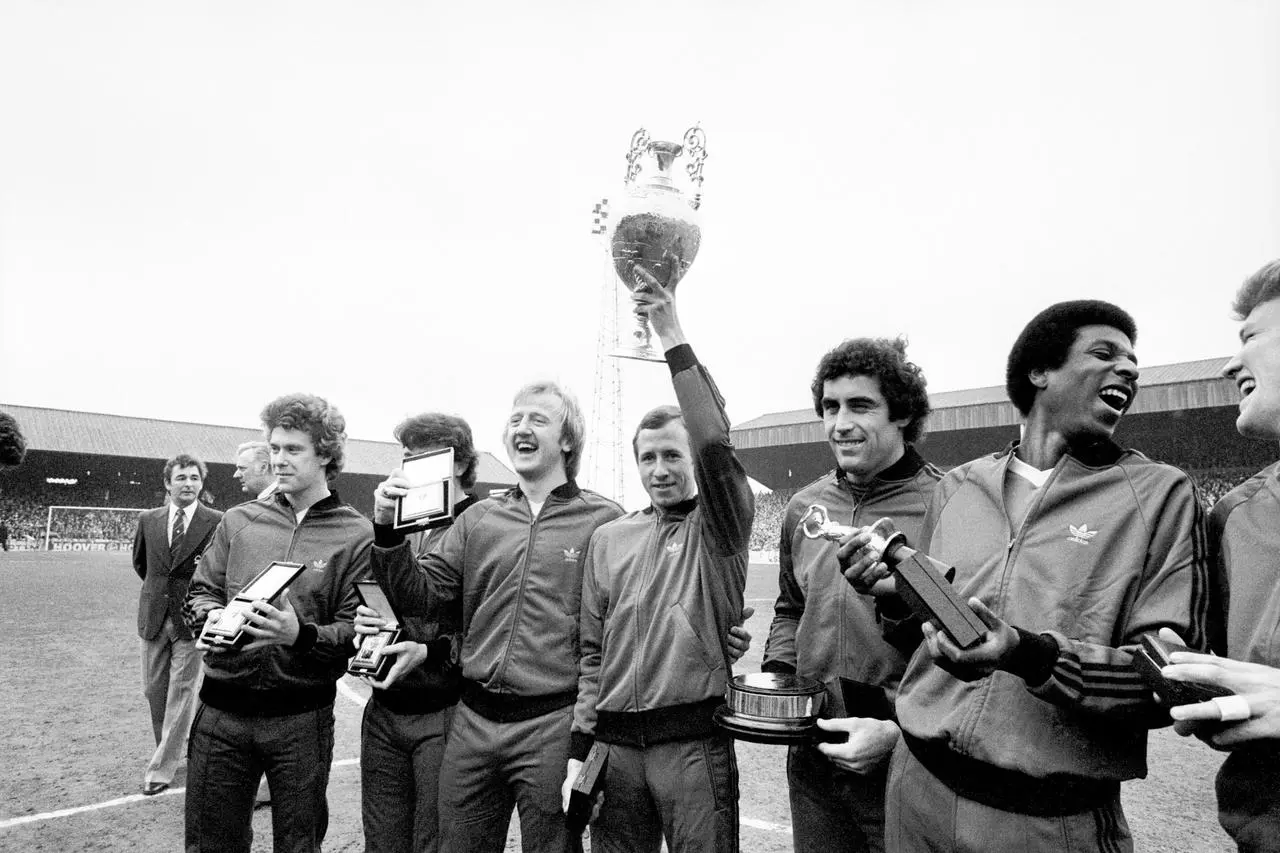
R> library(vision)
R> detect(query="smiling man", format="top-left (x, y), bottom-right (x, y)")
top-left (762, 338), bottom-right (940, 853)
top-left (566, 267), bottom-right (754, 852)
top-left (183, 394), bottom-right (371, 853)
top-left (880, 300), bottom-right (1211, 853)
top-left (132, 454), bottom-right (222, 797)
top-left (371, 381), bottom-right (622, 853)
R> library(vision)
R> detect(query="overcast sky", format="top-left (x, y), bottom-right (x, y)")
top-left (2, 1), bottom-right (1278, 508)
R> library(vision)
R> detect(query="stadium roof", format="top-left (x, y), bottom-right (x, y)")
top-left (731, 356), bottom-right (1234, 449)
top-left (0, 403), bottom-right (518, 483)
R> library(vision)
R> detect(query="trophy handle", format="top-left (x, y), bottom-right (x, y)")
top-left (625, 128), bottom-right (651, 184)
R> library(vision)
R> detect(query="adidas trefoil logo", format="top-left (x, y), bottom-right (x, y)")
top-left (1067, 524), bottom-right (1098, 545)
top-left (312, 558), bottom-right (328, 572)
top-left (665, 542), bottom-right (683, 555)
top-left (563, 547), bottom-right (580, 563)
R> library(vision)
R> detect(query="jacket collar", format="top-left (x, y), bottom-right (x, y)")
top-left (832, 446), bottom-right (928, 492)
top-left (273, 490), bottom-right (344, 515)
top-left (511, 479), bottom-right (581, 503)
top-left (998, 438), bottom-right (1125, 468)
top-left (648, 495), bottom-right (699, 520)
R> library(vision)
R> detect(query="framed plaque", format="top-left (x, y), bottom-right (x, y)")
top-left (565, 741), bottom-right (609, 834)
top-left (347, 580), bottom-right (403, 681)
top-left (199, 560), bottom-right (306, 649)
top-left (393, 447), bottom-right (455, 532)
top-left (1133, 632), bottom-right (1232, 707)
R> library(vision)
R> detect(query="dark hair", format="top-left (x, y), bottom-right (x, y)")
top-left (1005, 300), bottom-right (1138, 416)
top-left (631, 405), bottom-right (685, 458)
top-left (1232, 259), bottom-right (1280, 320)
top-left (810, 337), bottom-right (931, 445)
top-left (164, 453), bottom-right (208, 483)
top-left (0, 412), bottom-right (27, 468)
top-left (260, 393), bottom-right (347, 477)
top-left (394, 413), bottom-right (480, 490)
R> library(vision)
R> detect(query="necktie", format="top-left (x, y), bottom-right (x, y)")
top-left (171, 508), bottom-right (186, 556)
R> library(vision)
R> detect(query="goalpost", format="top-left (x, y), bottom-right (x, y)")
top-left (43, 505), bottom-right (147, 552)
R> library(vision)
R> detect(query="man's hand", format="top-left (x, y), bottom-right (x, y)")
top-left (373, 469), bottom-right (412, 526)
top-left (922, 598), bottom-right (1019, 681)
top-left (1164, 652), bottom-right (1280, 748)
top-left (837, 527), bottom-right (893, 595)
top-left (815, 717), bottom-right (901, 774)
top-left (727, 606), bottom-right (755, 664)
top-left (561, 758), bottom-right (584, 813)
top-left (194, 607), bottom-right (231, 653)
top-left (354, 603), bottom-right (388, 636)
top-left (242, 591), bottom-right (301, 650)
top-left (366, 640), bottom-right (430, 689)
top-left (630, 261), bottom-right (686, 348)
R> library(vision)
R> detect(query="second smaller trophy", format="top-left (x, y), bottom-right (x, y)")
top-left (347, 580), bottom-right (402, 681)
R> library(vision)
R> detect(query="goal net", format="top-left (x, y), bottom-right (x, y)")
top-left (43, 505), bottom-right (146, 552)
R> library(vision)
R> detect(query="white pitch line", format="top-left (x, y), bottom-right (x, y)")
top-left (0, 758), bottom-right (359, 830)
top-left (338, 678), bottom-right (369, 708)
top-left (742, 816), bottom-right (790, 834)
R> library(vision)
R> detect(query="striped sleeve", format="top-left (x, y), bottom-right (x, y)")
top-left (1023, 474), bottom-right (1211, 723)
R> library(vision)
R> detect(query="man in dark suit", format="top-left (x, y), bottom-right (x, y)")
top-left (132, 453), bottom-right (222, 796)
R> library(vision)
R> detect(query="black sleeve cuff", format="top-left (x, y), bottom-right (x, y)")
top-left (292, 622), bottom-right (319, 654)
top-left (875, 593), bottom-right (913, 621)
top-left (664, 343), bottom-right (697, 376)
top-left (1005, 627), bottom-right (1059, 687)
top-left (374, 523), bottom-right (407, 549)
top-left (761, 659), bottom-right (796, 675)
top-left (569, 731), bottom-right (595, 762)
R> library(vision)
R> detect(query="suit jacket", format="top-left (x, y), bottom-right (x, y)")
top-left (133, 502), bottom-right (222, 641)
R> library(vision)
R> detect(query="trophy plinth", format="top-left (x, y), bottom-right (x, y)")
top-left (608, 127), bottom-right (706, 363)
top-left (714, 673), bottom-right (845, 745)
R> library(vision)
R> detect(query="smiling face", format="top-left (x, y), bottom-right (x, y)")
top-left (636, 420), bottom-right (696, 508)
top-left (821, 374), bottom-right (909, 486)
top-left (166, 465), bottom-right (202, 509)
top-left (269, 427), bottom-right (331, 502)
top-left (1223, 297), bottom-right (1280, 441)
top-left (1028, 324), bottom-right (1138, 441)
top-left (503, 392), bottom-right (570, 484)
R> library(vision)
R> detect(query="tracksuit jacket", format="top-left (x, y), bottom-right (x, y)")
top-left (184, 491), bottom-right (372, 715)
top-left (762, 449), bottom-right (942, 710)
top-left (363, 494), bottom-right (478, 714)
top-left (1207, 461), bottom-right (1280, 846)
top-left (371, 478), bottom-right (623, 722)
top-left (570, 344), bottom-right (754, 759)
top-left (895, 439), bottom-right (1211, 814)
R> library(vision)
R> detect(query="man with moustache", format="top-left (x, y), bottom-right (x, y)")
top-left (371, 382), bottom-right (623, 853)
top-left (762, 337), bottom-right (940, 853)
top-left (132, 453), bottom-right (222, 796)
top-left (874, 301), bottom-right (1211, 853)
top-left (353, 412), bottom-right (480, 853)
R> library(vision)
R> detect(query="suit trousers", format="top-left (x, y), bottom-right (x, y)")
top-left (884, 740), bottom-right (1132, 853)
top-left (140, 619), bottom-right (203, 785)
top-left (437, 701), bottom-right (580, 853)
top-left (591, 734), bottom-right (740, 853)
top-left (360, 695), bottom-right (455, 853)
top-left (787, 740), bottom-right (887, 853)
top-left (185, 702), bottom-right (335, 853)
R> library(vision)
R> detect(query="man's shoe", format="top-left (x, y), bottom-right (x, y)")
top-left (142, 782), bottom-right (170, 796)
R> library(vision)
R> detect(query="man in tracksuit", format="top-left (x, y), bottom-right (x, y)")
top-left (565, 269), bottom-right (753, 853)
top-left (353, 413), bottom-right (480, 853)
top-left (184, 393), bottom-right (371, 853)
top-left (1160, 258), bottom-right (1280, 851)
top-left (762, 337), bottom-right (941, 853)
top-left (371, 383), bottom-right (622, 853)
top-left (882, 301), bottom-right (1211, 852)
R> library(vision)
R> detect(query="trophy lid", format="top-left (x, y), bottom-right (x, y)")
top-left (730, 672), bottom-right (824, 697)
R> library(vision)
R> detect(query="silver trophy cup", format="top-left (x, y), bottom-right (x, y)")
top-left (608, 126), bottom-right (707, 362)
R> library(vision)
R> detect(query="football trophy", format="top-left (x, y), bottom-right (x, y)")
top-left (608, 126), bottom-right (707, 362)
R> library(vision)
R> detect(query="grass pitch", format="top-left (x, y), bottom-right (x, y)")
top-left (0, 551), bottom-right (1230, 851)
